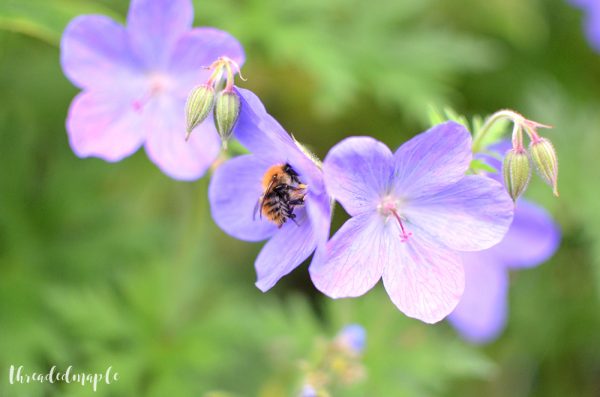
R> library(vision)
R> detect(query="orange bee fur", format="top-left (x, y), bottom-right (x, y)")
top-left (254, 163), bottom-right (307, 227)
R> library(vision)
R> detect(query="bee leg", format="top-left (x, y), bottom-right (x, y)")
top-left (278, 217), bottom-right (287, 229)
top-left (289, 213), bottom-right (300, 227)
top-left (273, 184), bottom-right (289, 193)
top-left (289, 185), bottom-right (306, 193)
top-left (288, 199), bottom-right (304, 206)
top-left (285, 206), bottom-right (302, 227)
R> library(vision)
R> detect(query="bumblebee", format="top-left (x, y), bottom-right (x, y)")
top-left (254, 163), bottom-right (307, 228)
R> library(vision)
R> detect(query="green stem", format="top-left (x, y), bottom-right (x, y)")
top-left (224, 62), bottom-right (235, 92)
top-left (472, 109), bottom-right (525, 153)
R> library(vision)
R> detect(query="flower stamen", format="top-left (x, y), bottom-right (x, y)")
top-left (379, 199), bottom-right (412, 242)
top-left (390, 208), bottom-right (412, 242)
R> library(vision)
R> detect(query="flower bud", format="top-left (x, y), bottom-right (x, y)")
top-left (502, 148), bottom-right (532, 201)
top-left (185, 84), bottom-right (215, 140)
top-left (214, 90), bottom-right (241, 149)
top-left (529, 138), bottom-right (559, 196)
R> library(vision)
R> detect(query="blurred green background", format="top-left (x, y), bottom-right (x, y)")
top-left (1, 0), bottom-right (600, 396)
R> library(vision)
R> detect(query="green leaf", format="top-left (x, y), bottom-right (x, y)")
top-left (427, 106), bottom-right (471, 131)
top-left (474, 117), bottom-right (510, 150)
top-left (428, 106), bottom-right (511, 152)
top-left (470, 159), bottom-right (498, 174)
top-left (426, 106), bottom-right (447, 126)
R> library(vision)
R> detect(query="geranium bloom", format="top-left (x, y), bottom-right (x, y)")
top-left (448, 143), bottom-right (561, 343)
top-left (61, 0), bottom-right (244, 180)
top-left (310, 122), bottom-right (515, 323)
top-left (570, 0), bottom-right (600, 52)
top-left (209, 89), bottom-right (331, 291)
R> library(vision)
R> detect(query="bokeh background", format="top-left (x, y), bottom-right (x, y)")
top-left (1, 0), bottom-right (600, 396)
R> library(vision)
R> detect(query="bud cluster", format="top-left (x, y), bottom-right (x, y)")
top-left (477, 110), bottom-right (558, 202)
top-left (185, 57), bottom-right (243, 149)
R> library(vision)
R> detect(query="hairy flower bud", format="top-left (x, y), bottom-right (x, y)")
top-left (502, 148), bottom-right (532, 201)
top-left (214, 90), bottom-right (241, 149)
top-left (529, 138), bottom-right (559, 196)
top-left (185, 84), bottom-right (215, 139)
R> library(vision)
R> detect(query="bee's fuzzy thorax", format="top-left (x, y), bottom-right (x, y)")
top-left (256, 163), bottom-right (307, 227)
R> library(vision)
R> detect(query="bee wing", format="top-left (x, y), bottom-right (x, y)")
top-left (254, 178), bottom-right (278, 221)
top-left (253, 196), bottom-right (263, 221)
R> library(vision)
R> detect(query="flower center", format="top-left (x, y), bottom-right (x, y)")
top-left (132, 73), bottom-right (173, 112)
top-left (377, 197), bottom-right (412, 242)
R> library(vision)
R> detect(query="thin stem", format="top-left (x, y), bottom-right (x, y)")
top-left (511, 124), bottom-right (524, 151)
top-left (472, 109), bottom-right (525, 153)
top-left (224, 62), bottom-right (235, 92)
top-left (206, 65), bottom-right (223, 86)
top-left (523, 124), bottom-right (542, 143)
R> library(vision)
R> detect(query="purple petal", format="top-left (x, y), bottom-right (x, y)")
top-left (382, 230), bottom-right (465, 324)
top-left (322, 137), bottom-right (394, 216)
top-left (143, 98), bottom-right (221, 180)
top-left (127, 0), bottom-right (193, 68)
top-left (234, 88), bottom-right (325, 194)
top-left (585, 19), bottom-right (600, 53)
top-left (310, 214), bottom-right (386, 298)
top-left (394, 121), bottom-right (472, 199)
top-left (234, 88), bottom-right (295, 154)
top-left (405, 175), bottom-right (514, 251)
top-left (576, 4), bottom-right (600, 52)
top-left (448, 252), bottom-right (508, 344)
top-left (66, 91), bottom-right (145, 161)
top-left (305, 191), bottom-right (332, 257)
top-left (61, 15), bottom-right (142, 91)
top-left (255, 210), bottom-right (317, 291)
top-left (306, 194), bottom-right (333, 288)
top-left (570, 0), bottom-right (594, 7)
top-left (475, 140), bottom-right (510, 184)
top-left (489, 200), bottom-right (561, 269)
top-left (168, 28), bottom-right (245, 96)
top-left (208, 155), bottom-right (278, 242)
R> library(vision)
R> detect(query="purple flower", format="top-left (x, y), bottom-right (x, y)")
top-left (336, 324), bottom-right (367, 354)
top-left (309, 122), bottom-right (515, 323)
top-left (299, 385), bottom-right (318, 397)
top-left (448, 143), bottom-right (561, 343)
top-left (570, 0), bottom-right (600, 52)
top-left (61, 0), bottom-right (244, 180)
top-left (208, 89), bottom-right (331, 291)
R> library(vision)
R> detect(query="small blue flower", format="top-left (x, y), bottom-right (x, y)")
top-left (209, 89), bottom-right (331, 291)
top-left (448, 142), bottom-right (561, 343)
top-left (336, 324), bottom-right (367, 354)
top-left (299, 385), bottom-right (318, 397)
